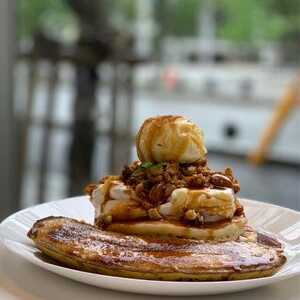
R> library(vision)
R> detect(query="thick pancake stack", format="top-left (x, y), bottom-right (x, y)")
top-left (87, 116), bottom-right (246, 241)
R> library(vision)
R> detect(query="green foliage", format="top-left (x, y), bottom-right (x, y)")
top-left (17, 0), bottom-right (300, 43)
top-left (114, 0), bottom-right (136, 20)
top-left (165, 0), bottom-right (201, 36)
top-left (17, 0), bottom-right (76, 39)
top-left (216, 0), bottom-right (260, 43)
top-left (265, 0), bottom-right (300, 16)
top-left (217, 0), bottom-right (300, 43)
top-left (264, 0), bottom-right (300, 35)
top-left (139, 162), bottom-right (162, 169)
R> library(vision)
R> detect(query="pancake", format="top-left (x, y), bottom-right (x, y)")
top-left (103, 215), bottom-right (247, 241)
top-left (28, 217), bottom-right (286, 281)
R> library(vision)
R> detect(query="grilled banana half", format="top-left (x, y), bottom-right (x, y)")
top-left (28, 217), bottom-right (286, 281)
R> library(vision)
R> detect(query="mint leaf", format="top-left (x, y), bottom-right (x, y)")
top-left (140, 162), bottom-right (154, 169)
top-left (139, 162), bottom-right (163, 170)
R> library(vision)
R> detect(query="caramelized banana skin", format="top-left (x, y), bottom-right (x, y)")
top-left (28, 217), bottom-right (286, 281)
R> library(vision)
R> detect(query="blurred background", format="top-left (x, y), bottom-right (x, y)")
top-left (0, 0), bottom-right (299, 220)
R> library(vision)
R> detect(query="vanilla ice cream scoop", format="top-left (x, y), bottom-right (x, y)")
top-left (136, 115), bottom-right (207, 163)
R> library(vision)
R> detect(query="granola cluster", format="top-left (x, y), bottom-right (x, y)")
top-left (119, 160), bottom-right (240, 209)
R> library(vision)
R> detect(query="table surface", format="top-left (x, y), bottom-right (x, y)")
top-left (0, 244), bottom-right (299, 300)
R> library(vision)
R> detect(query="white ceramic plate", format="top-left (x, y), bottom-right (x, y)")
top-left (0, 196), bottom-right (299, 296)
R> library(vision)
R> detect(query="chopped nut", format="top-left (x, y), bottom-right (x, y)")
top-left (201, 167), bottom-right (211, 176)
top-left (95, 216), bottom-right (104, 228)
top-left (85, 183), bottom-right (97, 196)
top-left (148, 208), bottom-right (162, 220)
top-left (149, 183), bottom-right (165, 204)
top-left (163, 172), bottom-right (171, 181)
top-left (164, 183), bottom-right (176, 198)
top-left (166, 163), bottom-right (178, 175)
top-left (185, 209), bottom-right (198, 221)
top-left (140, 200), bottom-right (153, 210)
top-left (121, 165), bottom-right (133, 180)
top-left (148, 174), bottom-right (164, 183)
top-left (210, 174), bottom-right (233, 188)
top-left (143, 180), bottom-right (153, 190)
top-left (147, 165), bottom-right (163, 176)
top-left (135, 182), bottom-right (145, 197)
top-left (233, 182), bottom-right (240, 193)
top-left (103, 215), bottom-right (112, 224)
top-left (197, 158), bottom-right (207, 166)
top-left (182, 165), bottom-right (196, 176)
top-left (224, 167), bottom-right (233, 177)
top-left (185, 175), bottom-right (205, 188)
top-left (97, 214), bottom-right (112, 226)
top-left (235, 201), bottom-right (244, 216)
